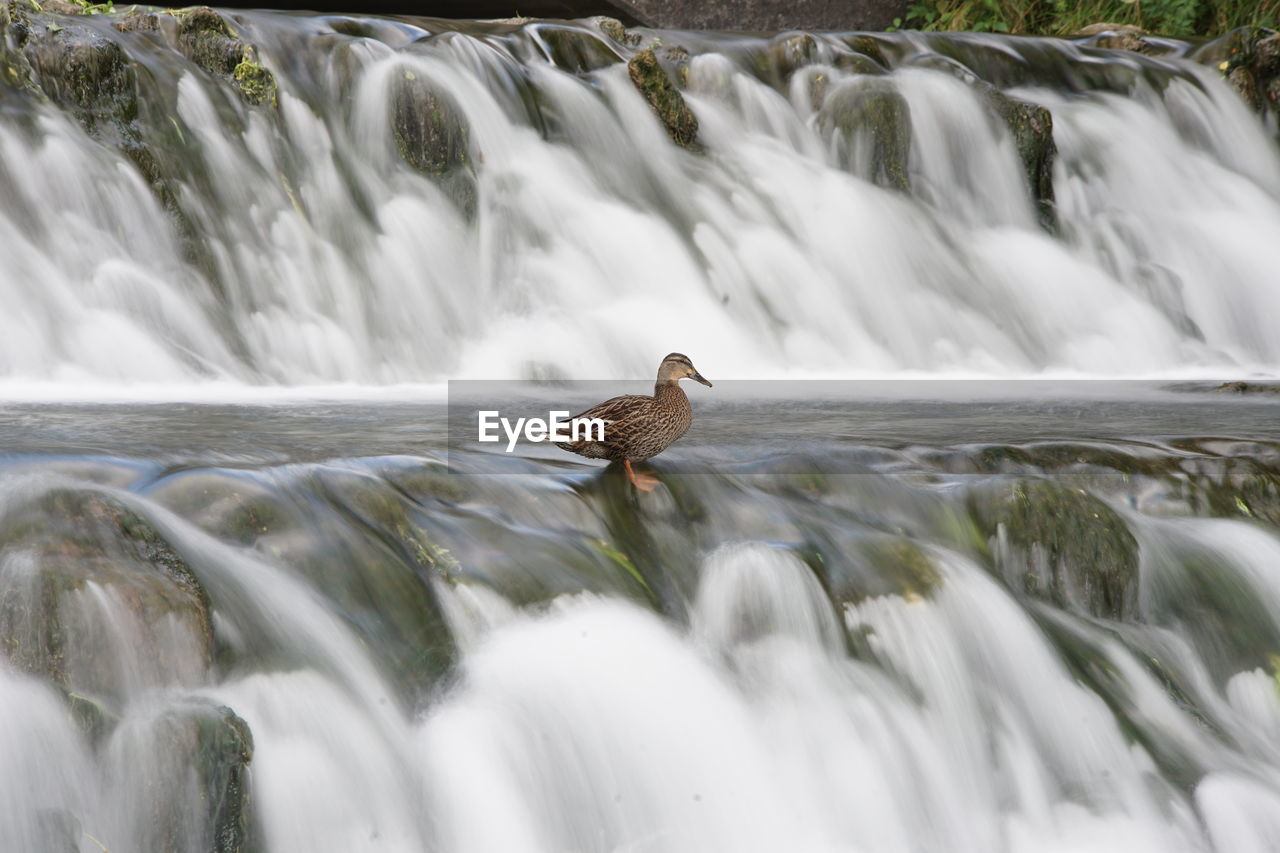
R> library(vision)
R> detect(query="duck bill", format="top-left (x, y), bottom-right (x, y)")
top-left (691, 372), bottom-right (713, 388)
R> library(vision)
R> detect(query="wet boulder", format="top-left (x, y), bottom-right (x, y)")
top-left (969, 479), bottom-right (1139, 620)
top-left (530, 23), bottom-right (620, 73)
top-left (390, 67), bottom-right (471, 176)
top-left (627, 47), bottom-right (699, 149)
top-left (821, 533), bottom-right (943, 605)
top-left (817, 78), bottom-right (911, 191)
top-left (0, 490), bottom-right (213, 706)
top-left (1193, 27), bottom-right (1280, 121)
top-left (108, 700), bottom-right (256, 853)
top-left (175, 6), bottom-right (277, 107)
top-left (15, 11), bottom-right (139, 146)
top-left (984, 87), bottom-right (1056, 228)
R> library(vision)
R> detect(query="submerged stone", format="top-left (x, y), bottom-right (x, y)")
top-left (969, 479), bottom-right (1138, 620)
top-left (627, 47), bottom-right (699, 149)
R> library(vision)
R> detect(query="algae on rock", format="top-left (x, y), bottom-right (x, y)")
top-left (627, 47), bottom-right (699, 149)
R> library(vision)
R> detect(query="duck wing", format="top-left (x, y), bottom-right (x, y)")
top-left (556, 394), bottom-right (655, 456)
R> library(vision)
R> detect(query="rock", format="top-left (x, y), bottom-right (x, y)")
top-left (610, 0), bottom-right (908, 32)
top-left (391, 68), bottom-right (470, 175)
top-left (176, 6), bottom-right (278, 106)
top-left (37, 0), bottom-right (84, 15)
top-left (1228, 65), bottom-right (1262, 111)
top-left (534, 24), bottom-right (620, 73)
top-left (0, 490), bottom-right (213, 705)
top-left (1213, 381), bottom-right (1280, 394)
top-left (627, 47), bottom-right (699, 149)
top-left (817, 78), bottom-right (911, 191)
top-left (111, 701), bottom-right (256, 853)
top-left (845, 535), bottom-right (942, 602)
top-left (1076, 23), bottom-right (1160, 55)
top-left (19, 15), bottom-right (139, 145)
top-left (231, 46), bottom-right (276, 107)
top-left (1194, 27), bottom-right (1280, 121)
top-left (969, 479), bottom-right (1139, 621)
top-left (984, 87), bottom-right (1056, 228)
top-left (113, 12), bottom-right (160, 32)
top-left (596, 15), bottom-right (640, 48)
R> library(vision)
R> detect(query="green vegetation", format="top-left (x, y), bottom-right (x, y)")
top-left (904, 0), bottom-right (1278, 37)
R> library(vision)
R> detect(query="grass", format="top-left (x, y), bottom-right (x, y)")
top-left (901, 0), bottom-right (1279, 37)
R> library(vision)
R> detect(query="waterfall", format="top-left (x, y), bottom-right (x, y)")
top-left (1, 10), bottom-right (1279, 387)
top-left (5, 6), bottom-right (1280, 853)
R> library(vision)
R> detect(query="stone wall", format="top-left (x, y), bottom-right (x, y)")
top-left (210, 0), bottom-right (906, 30)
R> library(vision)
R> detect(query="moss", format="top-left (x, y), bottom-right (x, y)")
top-left (627, 48), bottom-right (699, 150)
top-left (232, 50), bottom-right (276, 106)
top-left (969, 479), bottom-right (1138, 620)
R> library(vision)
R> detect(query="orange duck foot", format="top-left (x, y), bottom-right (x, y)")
top-left (623, 459), bottom-right (660, 492)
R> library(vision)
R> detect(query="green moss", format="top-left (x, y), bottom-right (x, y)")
top-left (627, 48), bottom-right (699, 150)
top-left (232, 51), bottom-right (276, 107)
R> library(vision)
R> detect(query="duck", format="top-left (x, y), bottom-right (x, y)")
top-left (556, 353), bottom-right (712, 491)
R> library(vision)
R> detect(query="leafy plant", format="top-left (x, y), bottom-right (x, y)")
top-left (902, 0), bottom-right (1277, 36)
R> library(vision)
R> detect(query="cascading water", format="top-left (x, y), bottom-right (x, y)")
top-left (1, 7), bottom-right (1279, 386)
top-left (4, 4), bottom-right (1280, 853)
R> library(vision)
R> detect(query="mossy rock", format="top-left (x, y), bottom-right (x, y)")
top-left (627, 47), bottom-right (699, 150)
top-left (596, 16), bottom-right (640, 48)
top-left (750, 32), bottom-right (821, 86)
top-left (832, 534), bottom-right (942, 603)
top-left (1146, 542), bottom-right (1280, 680)
top-left (535, 24), bottom-right (619, 73)
top-left (0, 490), bottom-right (213, 701)
top-left (842, 35), bottom-right (890, 69)
top-left (19, 14), bottom-right (139, 145)
top-left (817, 78), bottom-right (911, 191)
top-left (113, 700), bottom-right (256, 853)
top-left (969, 479), bottom-right (1138, 620)
top-left (391, 67), bottom-right (471, 176)
top-left (1181, 462), bottom-right (1280, 528)
top-left (984, 87), bottom-right (1056, 228)
top-left (232, 48), bottom-right (276, 107)
top-left (175, 6), bottom-right (277, 107)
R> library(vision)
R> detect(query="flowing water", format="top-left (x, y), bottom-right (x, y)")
top-left (3, 5), bottom-right (1280, 853)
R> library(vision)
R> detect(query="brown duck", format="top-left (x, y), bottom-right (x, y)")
top-left (556, 353), bottom-right (712, 491)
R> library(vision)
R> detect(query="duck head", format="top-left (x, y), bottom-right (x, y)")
top-left (657, 352), bottom-right (712, 387)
